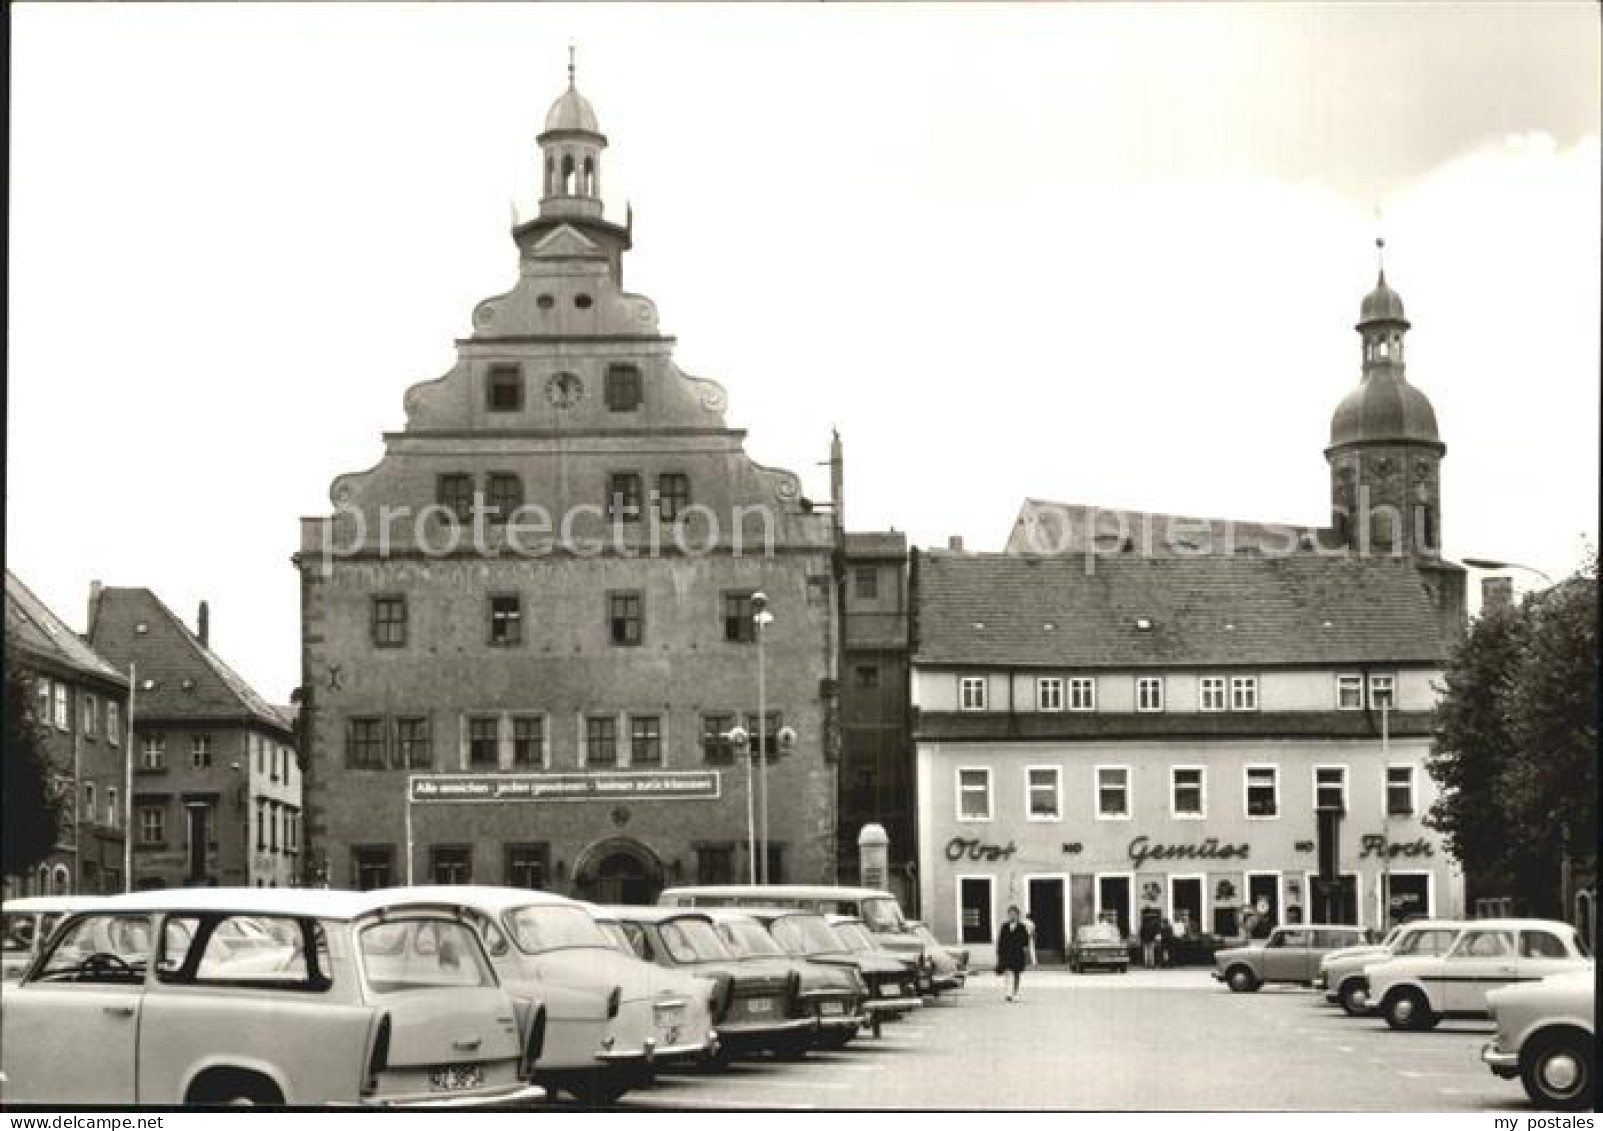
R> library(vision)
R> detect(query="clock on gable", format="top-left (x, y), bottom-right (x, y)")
top-left (545, 371), bottom-right (585, 409)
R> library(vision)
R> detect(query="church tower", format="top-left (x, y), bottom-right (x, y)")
top-left (1325, 244), bottom-right (1445, 559)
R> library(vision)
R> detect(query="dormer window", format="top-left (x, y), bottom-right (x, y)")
top-left (486, 366), bottom-right (523, 412)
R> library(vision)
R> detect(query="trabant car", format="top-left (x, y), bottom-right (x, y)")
top-left (375, 887), bottom-right (717, 1105)
top-left (1068, 923), bottom-right (1130, 974)
top-left (1318, 920), bottom-right (1459, 1015)
top-left (1483, 968), bottom-right (1594, 1111)
top-left (1212, 924), bottom-right (1369, 992)
top-left (0, 888), bottom-right (545, 1107)
top-left (605, 906), bottom-right (813, 1060)
top-left (704, 909), bottom-right (867, 1050)
top-left (659, 885), bottom-right (938, 994)
top-left (2, 896), bottom-right (105, 982)
top-left (1367, 919), bottom-right (1592, 1031)
top-left (732, 907), bottom-right (918, 1038)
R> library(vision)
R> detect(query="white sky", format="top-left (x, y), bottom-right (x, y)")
top-left (8, 3), bottom-right (1600, 702)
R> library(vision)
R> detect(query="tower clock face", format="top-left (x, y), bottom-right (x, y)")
top-left (545, 371), bottom-right (584, 408)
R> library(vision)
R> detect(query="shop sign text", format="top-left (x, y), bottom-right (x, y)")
top-left (1128, 836), bottom-right (1250, 869)
top-left (945, 837), bottom-right (1017, 862)
top-left (1359, 835), bottom-right (1435, 859)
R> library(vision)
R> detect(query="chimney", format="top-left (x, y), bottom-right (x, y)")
top-left (87, 580), bottom-right (104, 637)
top-left (947, 535), bottom-right (965, 552)
top-left (197, 600), bottom-right (210, 648)
top-left (1481, 576), bottom-right (1514, 614)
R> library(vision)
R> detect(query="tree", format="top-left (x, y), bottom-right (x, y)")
top-left (1427, 552), bottom-right (1599, 916)
top-left (2, 656), bottom-right (66, 881)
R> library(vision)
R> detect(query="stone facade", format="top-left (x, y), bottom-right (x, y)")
top-left (296, 69), bottom-right (839, 901)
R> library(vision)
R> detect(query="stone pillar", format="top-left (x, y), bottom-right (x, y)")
top-left (858, 823), bottom-right (889, 891)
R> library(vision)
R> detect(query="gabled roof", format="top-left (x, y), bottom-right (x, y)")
top-left (88, 588), bottom-right (291, 736)
top-left (913, 551), bottom-right (1449, 669)
top-left (1006, 498), bottom-right (1332, 558)
top-left (4, 571), bottom-right (127, 687)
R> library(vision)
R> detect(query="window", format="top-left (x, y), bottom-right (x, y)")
top-left (1453, 929), bottom-right (1514, 959)
top-left (107, 787), bottom-right (120, 828)
top-left (108, 702), bottom-right (122, 745)
top-left (82, 694), bottom-right (97, 738)
top-left (1200, 677), bottom-right (1227, 712)
top-left (629, 715), bottom-right (662, 766)
top-left (486, 365), bottom-right (524, 411)
top-left (604, 364), bottom-right (643, 411)
top-left (1068, 678), bottom-right (1097, 712)
top-left (1336, 674), bottom-right (1364, 710)
top-left (429, 845), bottom-right (472, 885)
top-left (139, 805), bottom-right (166, 845)
top-left (1315, 766), bottom-right (1347, 812)
top-left (1368, 674), bottom-right (1396, 710)
top-left (764, 845), bottom-right (786, 885)
top-left (1230, 677), bottom-right (1258, 711)
top-left (53, 684), bottom-right (69, 730)
top-left (854, 567), bottom-right (879, 600)
top-left (83, 782), bottom-right (96, 821)
top-left (742, 711), bottom-right (783, 757)
top-left (190, 734), bottom-right (212, 769)
top-left (960, 876), bottom-right (994, 945)
top-left (855, 664), bottom-right (880, 690)
top-left (1137, 677), bottom-right (1165, 712)
top-left (1245, 765), bottom-right (1279, 818)
top-left (1097, 766), bottom-right (1131, 819)
top-left (606, 473), bottom-right (643, 523)
top-left (701, 713), bottom-right (735, 764)
top-left (1172, 767), bottom-right (1205, 818)
top-left (468, 717), bottom-right (499, 768)
top-left (506, 843), bottom-right (550, 890)
top-left (1387, 765), bottom-right (1415, 816)
top-left (1027, 767), bottom-right (1061, 820)
top-left (371, 596), bottom-right (407, 647)
top-left (586, 716), bottom-right (618, 766)
top-left (392, 717), bottom-right (429, 769)
top-left (256, 799), bottom-right (266, 850)
top-left (348, 718), bottom-right (386, 769)
top-left (512, 717), bottom-right (544, 767)
top-left (656, 474), bottom-right (690, 522)
top-left (608, 591), bottom-right (643, 646)
top-left (486, 473), bottom-right (523, 522)
top-left (723, 591), bottom-right (755, 643)
top-left (352, 845), bottom-right (394, 891)
top-left (436, 474), bottom-right (475, 522)
top-left (36, 678), bottom-right (50, 724)
top-left (489, 595), bottom-right (522, 645)
top-left (959, 677), bottom-right (988, 712)
top-left (141, 734), bottom-right (167, 770)
top-left (1519, 930), bottom-right (1568, 959)
top-left (696, 844), bottom-right (735, 885)
top-left (957, 768), bottom-right (992, 821)
top-left (1037, 678), bottom-right (1064, 712)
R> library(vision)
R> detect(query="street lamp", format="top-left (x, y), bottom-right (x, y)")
top-left (727, 725), bottom-right (754, 882)
top-left (1461, 558), bottom-right (1554, 584)
top-left (752, 592), bottom-right (774, 884)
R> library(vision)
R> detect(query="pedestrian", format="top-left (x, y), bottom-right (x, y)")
top-left (1139, 912), bottom-right (1160, 969)
top-left (995, 905), bottom-right (1032, 1001)
top-left (1158, 917), bottom-right (1175, 968)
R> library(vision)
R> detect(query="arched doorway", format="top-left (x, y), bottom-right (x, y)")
top-left (574, 838), bottom-right (665, 906)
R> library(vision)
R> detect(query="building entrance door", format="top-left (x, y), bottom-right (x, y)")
top-left (576, 839), bottom-right (664, 905)
top-left (1027, 878), bottom-right (1066, 958)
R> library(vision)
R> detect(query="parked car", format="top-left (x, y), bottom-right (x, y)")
top-left (1, 896), bottom-right (105, 982)
top-left (604, 906), bottom-right (813, 1061)
top-left (1483, 968), bottom-right (1594, 1111)
top-left (1069, 923), bottom-right (1130, 974)
top-left (1212, 924), bottom-right (1369, 992)
top-left (1318, 920), bottom-right (1460, 1015)
top-left (1367, 919), bottom-right (1592, 1031)
top-left (721, 906), bottom-right (918, 1038)
top-left (375, 887), bottom-right (717, 1105)
top-left (659, 885), bottom-right (939, 994)
top-left (704, 909), bottom-right (868, 1050)
top-left (906, 920), bottom-right (966, 989)
top-left (0, 888), bottom-right (545, 1107)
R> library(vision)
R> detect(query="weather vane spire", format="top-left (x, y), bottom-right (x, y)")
top-left (568, 43), bottom-right (577, 88)
top-left (1373, 206), bottom-right (1387, 281)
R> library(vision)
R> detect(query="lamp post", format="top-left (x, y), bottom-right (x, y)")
top-left (752, 592), bottom-right (774, 884)
top-left (728, 725), bottom-right (755, 882)
top-left (1380, 698), bottom-right (1391, 933)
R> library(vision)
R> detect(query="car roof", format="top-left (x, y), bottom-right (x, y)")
top-left (1454, 919), bottom-right (1580, 931)
top-left (101, 887), bottom-right (406, 921)
top-left (370, 885), bottom-right (586, 916)
top-left (659, 885), bottom-right (897, 902)
top-left (2, 896), bottom-right (109, 914)
top-left (705, 906), bottom-right (823, 923)
top-left (601, 905), bottom-right (712, 924)
top-left (825, 914), bottom-right (865, 927)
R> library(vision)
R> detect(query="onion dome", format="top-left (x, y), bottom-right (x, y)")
top-left (1329, 374), bottom-right (1441, 448)
top-left (1358, 270), bottom-right (1409, 328)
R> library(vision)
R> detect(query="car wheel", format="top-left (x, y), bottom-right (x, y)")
top-left (1383, 988), bottom-right (1434, 1032)
top-left (1338, 978), bottom-right (1370, 1017)
top-left (1521, 1030), bottom-right (1594, 1112)
top-left (1225, 966), bottom-right (1259, 993)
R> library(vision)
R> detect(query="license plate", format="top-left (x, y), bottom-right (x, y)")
top-left (428, 1064), bottom-right (484, 1092)
top-left (879, 983), bottom-right (901, 996)
top-left (819, 1001), bottom-right (845, 1016)
top-left (746, 997), bottom-right (774, 1015)
top-left (655, 1005), bottom-right (685, 1026)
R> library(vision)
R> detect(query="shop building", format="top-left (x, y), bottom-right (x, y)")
top-left (294, 64), bottom-right (841, 900)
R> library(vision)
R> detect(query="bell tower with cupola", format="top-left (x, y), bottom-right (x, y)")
top-left (1325, 241), bottom-right (1446, 560)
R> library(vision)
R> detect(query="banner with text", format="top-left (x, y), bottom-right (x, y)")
top-left (408, 771), bottom-right (721, 804)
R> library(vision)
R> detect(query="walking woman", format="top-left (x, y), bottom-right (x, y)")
top-left (995, 905), bottom-right (1033, 1001)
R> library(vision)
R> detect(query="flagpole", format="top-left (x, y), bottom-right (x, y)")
top-left (123, 662), bottom-right (136, 893)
